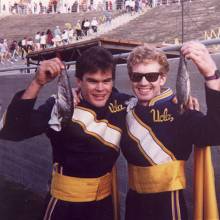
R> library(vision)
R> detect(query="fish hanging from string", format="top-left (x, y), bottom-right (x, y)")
top-left (56, 66), bottom-right (74, 125)
top-left (49, 65), bottom-right (74, 131)
top-left (176, 54), bottom-right (191, 114)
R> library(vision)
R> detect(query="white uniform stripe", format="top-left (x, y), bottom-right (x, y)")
top-left (73, 107), bottom-right (121, 149)
top-left (126, 110), bottom-right (173, 164)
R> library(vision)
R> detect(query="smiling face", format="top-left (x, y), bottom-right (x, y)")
top-left (77, 69), bottom-right (113, 107)
top-left (131, 62), bottom-right (167, 106)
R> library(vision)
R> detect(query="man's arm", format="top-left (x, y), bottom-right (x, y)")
top-left (179, 42), bottom-right (220, 146)
top-left (0, 58), bottom-right (64, 140)
top-left (181, 41), bottom-right (220, 91)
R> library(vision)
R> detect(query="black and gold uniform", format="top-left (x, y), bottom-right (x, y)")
top-left (0, 89), bottom-right (130, 220)
top-left (121, 87), bottom-right (220, 220)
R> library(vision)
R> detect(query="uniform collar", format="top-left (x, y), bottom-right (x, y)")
top-left (148, 88), bottom-right (174, 107)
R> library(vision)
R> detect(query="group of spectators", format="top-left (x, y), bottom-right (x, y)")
top-left (0, 16), bottom-right (103, 65)
top-left (3, 1), bottom-right (79, 15)
top-left (33, 16), bottom-right (100, 48)
top-left (2, 0), bottom-right (124, 15)
top-left (0, 0), bottom-right (148, 66)
top-left (0, 39), bottom-right (20, 64)
top-left (125, 0), bottom-right (145, 14)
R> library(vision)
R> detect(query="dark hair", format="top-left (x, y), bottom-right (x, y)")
top-left (75, 46), bottom-right (115, 80)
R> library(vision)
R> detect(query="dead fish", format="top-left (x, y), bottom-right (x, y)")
top-left (56, 67), bottom-right (74, 126)
top-left (176, 54), bottom-right (191, 114)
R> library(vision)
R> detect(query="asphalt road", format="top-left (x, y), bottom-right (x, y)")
top-left (0, 54), bottom-right (220, 219)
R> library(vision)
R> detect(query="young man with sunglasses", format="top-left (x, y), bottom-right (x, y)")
top-left (0, 46), bottom-right (130, 220)
top-left (121, 41), bottom-right (220, 220)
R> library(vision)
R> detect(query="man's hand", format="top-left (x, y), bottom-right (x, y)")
top-left (181, 41), bottom-right (220, 91)
top-left (22, 58), bottom-right (64, 100)
top-left (34, 58), bottom-right (65, 86)
top-left (187, 96), bottom-right (200, 111)
top-left (181, 41), bottom-right (217, 77)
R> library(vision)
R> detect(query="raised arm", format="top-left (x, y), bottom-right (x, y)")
top-left (0, 58), bottom-right (64, 140)
top-left (181, 41), bottom-right (220, 91)
top-left (180, 42), bottom-right (220, 146)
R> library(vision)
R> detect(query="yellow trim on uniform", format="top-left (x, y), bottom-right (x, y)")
top-left (176, 190), bottom-right (181, 220)
top-left (51, 170), bottom-right (112, 202)
top-left (72, 119), bottom-right (120, 151)
top-left (128, 161), bottom-right (186, 193)
top-left (132, 110), bottom-right (176, 160)
top-left (149, 88), bottom-right (173, 106)
top-left (112, 166), bottom-right (120, 220)
top-left (171, 191), bottom-right (175, 220)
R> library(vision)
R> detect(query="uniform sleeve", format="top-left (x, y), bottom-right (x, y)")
top-left (0, 90), bottom-right (55, 141)
top-left (180, 86), bottom-right (220, 146)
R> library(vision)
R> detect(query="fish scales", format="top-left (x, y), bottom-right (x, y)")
top-left (57, 67), bottom-right (74, 126)
top-left (176, 55), bottom-right (191, 113)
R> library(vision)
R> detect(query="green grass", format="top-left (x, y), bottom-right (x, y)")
top-left (0, 176), bottom-right (45, 220)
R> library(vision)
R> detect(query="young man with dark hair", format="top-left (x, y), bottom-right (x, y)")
top-left (0, 46), bottom-right (130, 220)
top-left (121, 41), bottom-right (220, 220)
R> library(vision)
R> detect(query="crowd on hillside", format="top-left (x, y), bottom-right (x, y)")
top-left (0, 0), bottom-right (194, 16)
top-left (1, 0), bottom-right (142, 15)
top-left (0, 14), bottom-right (112, 65)
top-left (0, 1), bottom-right (149, 66)
top-left (0, 0), bottom-right (183, 16)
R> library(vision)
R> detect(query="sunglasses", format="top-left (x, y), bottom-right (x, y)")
top-left (130, 72), bottom-right (161, 82)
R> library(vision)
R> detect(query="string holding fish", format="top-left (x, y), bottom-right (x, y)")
top-left (175, 0), bottom-right (191, 114)
top-left (176, 53), bottom-right (191, 114)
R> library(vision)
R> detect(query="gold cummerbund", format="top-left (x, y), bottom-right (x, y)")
top-left (128, 160), bottom-right (186, 193)
top-left (51, 171), bottom-right (112, 202)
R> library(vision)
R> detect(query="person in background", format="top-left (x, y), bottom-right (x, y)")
top-left (21, 37), bottom-right (27, 59)
top-left (0, 39), bottom-right (6, 64)
top-left (34, 32), bottom-right (41, 51)
top-left (83, 19), bottom-right (90, 36)
top-left (75, 20), bottom-right (82, 40)
top-left (46, 29), bottom-right (54, 48)
top-left (81, 18), bottom-right (86, 36)
top-left (40, 32), bottom-right (47, 50)
top-left (54, 26), bottom-right (61, 38)
top-left (91, 17), bottom-right (98, 33)
top-left (104, 10), bottom-right (112, 26)
top-left (9, 40), bottom-right (19, 62)
top-left (27, 37), bottom-right (34, 52)
top-left (61, 29), bottom-right (69, 45)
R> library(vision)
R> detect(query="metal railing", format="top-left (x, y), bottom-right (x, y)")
top-left (0, 61), bottom-right (76, 74)
top-left (114, 38), bottom-right (220, 59)
top-left (0, 38), bottom-right (220, 74)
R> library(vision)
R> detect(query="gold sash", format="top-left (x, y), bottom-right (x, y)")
top-left (51, 170), bottom-right (112, 202)
top-left (128, 160), bottom-right (186, 193)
